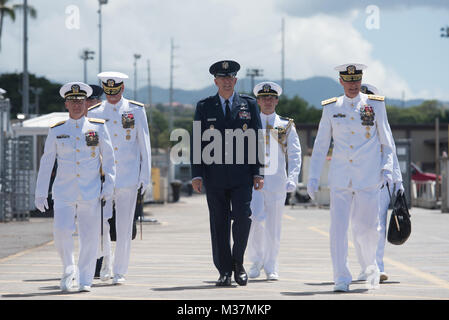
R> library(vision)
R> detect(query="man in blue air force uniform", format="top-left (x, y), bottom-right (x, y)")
top-left (190, 60), bottom-right (264, 286)
top-left (35, 82), bottom-right (116, 292)
top-left (307, 64), bottom-right (395, 292)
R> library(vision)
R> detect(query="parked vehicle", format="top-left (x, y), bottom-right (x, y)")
top-left (411, 162), bottom-right (440, 181)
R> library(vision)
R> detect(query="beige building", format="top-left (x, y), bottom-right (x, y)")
top-left (297, 123), bottom-right (449, 173)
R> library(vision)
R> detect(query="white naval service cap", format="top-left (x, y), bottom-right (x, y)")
top-left (361, 83), bottom-right (379, 95)
top-left (253, 81), bottom-right (282, 97)
top-left (335, 63), bottom-right (367, 82)
top-left (97, 71), bottom-right (129, 95)
top-left (59, 82), bottom-right (92, 100)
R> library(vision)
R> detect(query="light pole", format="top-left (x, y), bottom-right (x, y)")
top-left (22, 0), bottom-right (29, 116)
top-left (98, 0), bottom-right (108, 82)
top-left (246, 68), bottom-right (264, 94)
top-left (441, 25), bottom-right (449, 38)
top-left (133, 53), bottom-right (141, 101)
top-left (80, 49), bottom-right (95, 83)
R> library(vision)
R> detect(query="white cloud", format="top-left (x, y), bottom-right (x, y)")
top-left (278, 13), bottom-right (415, 99)
top-left (276, 0), bottom-right (449, 18)
top-left (0, 0), bottom-right (446, 101)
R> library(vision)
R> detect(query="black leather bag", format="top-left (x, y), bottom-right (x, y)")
top-left (387, 186), bottom-right (411, 245)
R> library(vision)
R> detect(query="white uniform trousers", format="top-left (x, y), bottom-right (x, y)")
top-left (329, 186), bottom-right (380, 285)
top-left (53, 198), bottom-right (100, 287)
top-left (376, 187), bottom-right (391, 272)
top-left (98, 186), bottom-right (138, 276)
top-left (247, 189), bottom-right (286, 274)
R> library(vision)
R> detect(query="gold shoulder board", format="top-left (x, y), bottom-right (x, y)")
top-left (50, 120), bottom-right (66, 129)
top-left (88, 102), bottom-right (102, 111)
top-left (128, 100), bottom-right (145, 107)
top-left (279, 116), bottom-right (293, 122)
top-left (321, 97), bottom-right (337, 106)
top-left (368, 94), bottom-right (385, 101)
top-left (88, 118), bottom-right (106, 124)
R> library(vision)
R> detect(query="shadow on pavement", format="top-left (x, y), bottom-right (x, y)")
top-left (152, 281), bottom-right (239, 291)
top-left (281, 288), bottom-right (369, 296)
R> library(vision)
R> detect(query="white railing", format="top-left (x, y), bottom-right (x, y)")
top-left (411, 180), bottom-right (437, 209)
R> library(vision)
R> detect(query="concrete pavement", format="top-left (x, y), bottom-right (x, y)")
top-left (1, 194), bottom-right (449, 300)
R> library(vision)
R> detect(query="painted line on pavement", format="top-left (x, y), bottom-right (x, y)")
top-left (0, 241), bottom-right (54, 264)
top-left (308, 226), bottom-right (449, 291)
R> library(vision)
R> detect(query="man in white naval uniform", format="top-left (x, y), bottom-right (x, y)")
top-left (307, 64), bottom-right (395, 292)
top-left (88, 72), bottom-right (152, 285)
top-left (35, 82), bottom-right (116, 292)
top-left (247, 82), bottom-right (302, 280)
top-left (360, 83), bottom-right (404, 283)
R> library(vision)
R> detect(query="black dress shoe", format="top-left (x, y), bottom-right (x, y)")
top-left (216, 274), bottom-right (232, 286)
top-left (233, 262), bottom-right (248, 286)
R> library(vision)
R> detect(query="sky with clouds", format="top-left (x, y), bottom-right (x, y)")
top-left (0, 0), bottom-right (448, 102)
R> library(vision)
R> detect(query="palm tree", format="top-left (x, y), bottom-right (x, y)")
top-left (0, 0), bottom-right (37, 51)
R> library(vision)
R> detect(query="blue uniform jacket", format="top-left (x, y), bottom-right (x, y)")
top-left (191, 93), bottom-right (264, 189)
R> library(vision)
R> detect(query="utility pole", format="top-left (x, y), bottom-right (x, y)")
top-left (22, 0), bottom-right (29, 116)
top-left (436, 117), bottom-right (440, 202)
top-left (147, 59), bottom-right (152, 125)
top-left (246, 68), bottom-right (264, 93)
top-left (80, 49), bottom-right (95, 83)
top-left (98, 0), bottom-right (108, 83)
top-left (30, 87), bottom-right (42, 114)
top-left (281, 18), bottom-right (285, 92)
top-left (133, 53), bottom-right (141, 101)
top-left (169, 38), bottom-right (178, 133)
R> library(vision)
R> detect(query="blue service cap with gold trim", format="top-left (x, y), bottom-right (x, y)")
top-left (97, 71), bottom-right (129, 95)
top-left (59, 82), bottom-right (92, 100)
top-left (361, 83), bottom-right (379, 95)
top-left (335, 63), bottom-right (367, 82)
top-left (88, 84), bottom-right (104, 99)
top-left (253, 81), bottom-right (282, 97)
top-left (209, 60), bottom-right (240, 77)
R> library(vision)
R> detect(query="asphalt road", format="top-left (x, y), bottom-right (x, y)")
top-left (1, 194), bottom-right (449, 302)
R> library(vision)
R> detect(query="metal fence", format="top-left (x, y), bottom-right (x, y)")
top-left (0, 136), bottom-right (33, 222)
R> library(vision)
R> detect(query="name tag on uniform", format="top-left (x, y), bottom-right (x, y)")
top-left (56, 135), bottom-right (70, 139)
top-left (207, 118), bottom-right (216, 122)
top-left (239, 111), bottom-right (251, 120)
top-left (333, 113), bottom-right (346, 118)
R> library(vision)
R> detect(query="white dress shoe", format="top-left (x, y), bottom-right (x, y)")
top-left (112, 274), bottom-right (126, 285)
top-left (333, 283), bottom-right (349, 292)
top-left (266, 272), bottom-right (279, 281)
top-left (380, 272), bottom-right (388, 282)
top-left (357, 271), bottom-right (368, 281)
top-left (248, 263), bottom-right (262, 279)
top-left (100, 256), bottom-right (112, 282)
top-left (60, 272), bottom-right (75, 292)
top-left (79, 285), bottom-right (91, 292)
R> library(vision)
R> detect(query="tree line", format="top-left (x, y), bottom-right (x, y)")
top-left (1, 72), bottom-right (448, 149)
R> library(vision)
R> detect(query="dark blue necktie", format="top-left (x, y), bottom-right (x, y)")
top-left (225, 99), bottom-right (231, 122)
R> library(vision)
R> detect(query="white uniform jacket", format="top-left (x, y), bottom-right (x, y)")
top-left (88, 97), bottom-right (152, 190)
top-left (261, 112), bottom-right (302, 193)
top-left (35, 116), bottom-right (116, 201)
top-left (309, 93), bottom-right (395, 190)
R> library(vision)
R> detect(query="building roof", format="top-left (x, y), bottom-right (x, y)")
top-left (12, 112), bottom-right (69, 136)
top-left (15, 112), bottom-right (69, 128)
